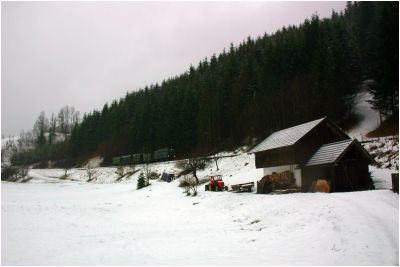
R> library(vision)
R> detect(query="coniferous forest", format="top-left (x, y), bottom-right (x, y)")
top-left (11, 2), bottom-right (399, 166)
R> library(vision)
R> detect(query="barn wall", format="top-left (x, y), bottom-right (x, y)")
top-left (263, 164), bottom-right (301, 186)
top-left (333, 145), bottom-right (373, 191)
top-left (255, 147), bottom-right (295, 168)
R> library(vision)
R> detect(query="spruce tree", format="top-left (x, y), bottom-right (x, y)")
top-left (137, 173), bottom-right (146, 189)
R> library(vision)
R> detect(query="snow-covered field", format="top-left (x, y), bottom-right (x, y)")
top-left (2, 152), bottom-right (399, 265)
top-left (2, 178), bottom-right (398, 265)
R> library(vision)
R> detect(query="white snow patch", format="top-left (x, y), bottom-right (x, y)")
top-left (1, 136), bottom-right (19, 146)
top-left (83, 156), bottom-right (104, 168)
top-left (347, 91), bottom-right (381, 140)
top-left (370, 165), bottom-right (398, 190)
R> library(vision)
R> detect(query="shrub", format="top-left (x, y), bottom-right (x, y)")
top-left (148, 171), bottom-right (160, 180)
top-left (1, 166), bottom-right (17, 181)
top-left (137, 172), bottom-right (146, 189)
top-left (179, 176), bottom-right (198, 196)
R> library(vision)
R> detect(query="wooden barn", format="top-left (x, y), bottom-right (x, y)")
top-left (251, 117), bottom-right (377, 193)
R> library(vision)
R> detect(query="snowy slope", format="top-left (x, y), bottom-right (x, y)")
top-left (347, 90), bottom-right (381, 140)
top-left (25, 151), bottom-right (264, 188)
top-left (1, 136), bottom-right (19, 146)
top-left (345, 90), bottom-right (398, 171)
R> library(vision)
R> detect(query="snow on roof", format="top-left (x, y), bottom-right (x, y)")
top-left (251, 117), bottom-right (326, 153)
top-left (303, 139), bottom-right (354, 167)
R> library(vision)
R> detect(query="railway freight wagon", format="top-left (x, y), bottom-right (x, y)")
top-left (112, 148), bottom-right (176, 166)
top-left (120, 155), bottom-right (132, 165)
top-left (153, 148), bottom-right (176, 162)
top-left (112, 155), bottom-right (132, 165)
top-left (112, 157), bottom-right (121, 165)
top-left (143, 152), bottom-right (152, 163)
top-left (131, 153), bottom-right (143, 164)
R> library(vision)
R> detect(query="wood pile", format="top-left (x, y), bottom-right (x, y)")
top-left (257, 171), bottom-right (297, 194)
top-left (271, 188), bottom-right (302, 194)
top-left (266, 171), bottom-right (293, 185)
top-left (231, 182), bottom-right (254, 193)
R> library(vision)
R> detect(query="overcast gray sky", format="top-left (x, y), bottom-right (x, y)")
top-left (1, 1), bottom-right (346, 137)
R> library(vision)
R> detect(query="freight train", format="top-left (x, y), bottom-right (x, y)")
top-left (112, 148), bottom-right (176, 166)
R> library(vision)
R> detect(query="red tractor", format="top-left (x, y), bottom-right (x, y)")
top-left (205, 175), bottom-right (228, 191)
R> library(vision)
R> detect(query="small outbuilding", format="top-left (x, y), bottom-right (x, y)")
top-left (251, 117), bottom-right (377, 192)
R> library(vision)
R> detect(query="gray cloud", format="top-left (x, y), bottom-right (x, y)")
top-left (1, 1), bottom-right (346, 136)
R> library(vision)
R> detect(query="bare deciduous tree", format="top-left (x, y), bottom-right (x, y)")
top-left (18, 165), bottom-right (30, 180)
top-left (48, 113), bottom-right (57, 145)
top-left (143, 164), bottom-right (151, 186)
top-left (127, 164), bottom-right (136, 175)
top-left (86, 163), bottom-right (97, 182)
top-left (58, 105), bottom-right (80, 134)
top-left (212, 153), bottom-right (221, 171)
top-left (33, 112), bottom-right (48, 147)
top-left (115, 165), bottom-right (127, 182)
top-left (176, 158), bottom-right (211, 184)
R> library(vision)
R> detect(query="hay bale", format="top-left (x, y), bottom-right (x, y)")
top-left (314, 179), bottom-right (330, 193)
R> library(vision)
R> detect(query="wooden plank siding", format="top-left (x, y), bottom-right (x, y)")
top-left (255, 146), bottom-right (295, 168)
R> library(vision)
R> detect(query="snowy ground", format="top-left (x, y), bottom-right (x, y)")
top-left (2, 179), bottom-right (398, 265)
top-left (2, 152), bottom-right (399, 266)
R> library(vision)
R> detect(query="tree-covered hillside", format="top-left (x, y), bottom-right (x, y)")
top-left (11, 2), bottom-right (399, 166)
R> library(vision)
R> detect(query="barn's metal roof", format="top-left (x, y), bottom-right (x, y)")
top-left (303, 139), bottom-right (354, 167)
top-left (251, 117), bottom-right (326, 153)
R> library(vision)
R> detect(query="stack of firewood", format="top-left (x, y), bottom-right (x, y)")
top-left (257, 171), bottom-right (296, 194)
top-left (265, 171), bottom-right (294, 185)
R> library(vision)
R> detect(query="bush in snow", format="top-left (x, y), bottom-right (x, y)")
top-left (126, 165), bottom-right (136, 176)
top-left (179, 176), bottom-right (198, 196)
top-left (1, 166), bottom-right (18, 181)
top-left (86, 164), bottom-right (96, 182)
top-left (115, 165), bottom-right (127, 182)
top-left (17, 165), bottom-right (30, 180)
top-left (137, 172), bottom-right (147, 189)
top-left (115, 165), bottom-right (125, 176)
top-left (60, 167), bottom-right (70, 180)
top-left (148, 171), bottom-right (160, 180)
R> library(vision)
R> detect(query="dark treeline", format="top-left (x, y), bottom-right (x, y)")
top-left (12, 2), bottom-right (399, 166)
